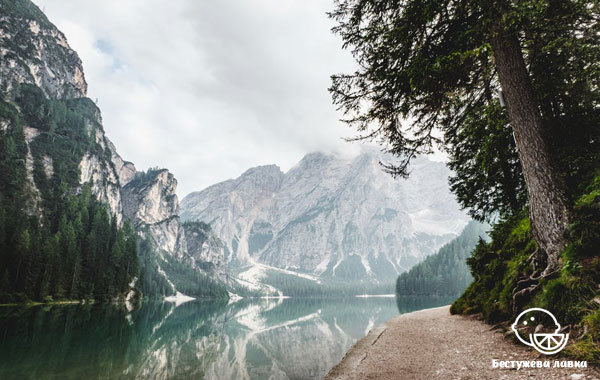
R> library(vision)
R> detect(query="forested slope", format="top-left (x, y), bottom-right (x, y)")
top-left (0, 85), bottom-right (138, 303)
top-left (396, 221), bottom-right (488, 297)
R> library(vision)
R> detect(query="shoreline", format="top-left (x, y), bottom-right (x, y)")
top-left (0, 300), bottom-right (83, 307)
top-left (0, 294), bottom-right (439, 307)
top-left (324, 305), bottom-right (600, 380)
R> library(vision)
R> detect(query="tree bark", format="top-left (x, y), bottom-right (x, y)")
top-left (490, 30), bottom-right (570, 274)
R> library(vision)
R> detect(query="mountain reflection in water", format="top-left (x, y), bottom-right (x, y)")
top-left (0, 296), bottom-right (454, 379)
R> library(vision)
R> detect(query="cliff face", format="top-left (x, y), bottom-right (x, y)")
top-left (121, 169), bottom-right (230, 291)
top-left (77, 112), bottom-right (133, 226)
top-left (0, 0), bottom-right (131, 225)
top-left (122, 169), bottom-right (187, 259)
top-left (181, 164), bottom-right (285, 264)
top-left (183, 221), bottom-right (229, 281)
top-left (181, 150), bottom-right (470, 283)
top-left (0, 0), bottom-right (227, 299)
top-left (0, 0), bottom-right (87, 98)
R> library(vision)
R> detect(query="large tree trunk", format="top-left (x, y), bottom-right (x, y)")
top-left (490, 30), bottom-right (570, 275)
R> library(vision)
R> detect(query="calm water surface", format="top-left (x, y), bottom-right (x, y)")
top-left (0, 296), bottom-right (453, 379)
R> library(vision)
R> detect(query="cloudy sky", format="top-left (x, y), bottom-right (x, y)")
top-left (32, 0), bottom-right (362, 197)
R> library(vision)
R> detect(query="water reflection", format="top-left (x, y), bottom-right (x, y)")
top-left (0, 296), bottom-right (453, 379)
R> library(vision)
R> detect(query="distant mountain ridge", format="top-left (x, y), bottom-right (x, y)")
top-left (181, 150), bottom-right (470, 285)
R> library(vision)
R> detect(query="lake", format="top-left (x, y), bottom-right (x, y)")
top-left (0, 296), bottom-right (454, 379)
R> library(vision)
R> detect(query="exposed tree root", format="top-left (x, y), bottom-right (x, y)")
top-left (512, 248), bottom-right (561, 313)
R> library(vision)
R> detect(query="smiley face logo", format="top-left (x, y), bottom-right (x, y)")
top-left (511, 308), bottom-right (569, 355)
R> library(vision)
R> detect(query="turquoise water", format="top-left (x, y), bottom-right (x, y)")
top-left (0, 296), bottom-right (453, 379)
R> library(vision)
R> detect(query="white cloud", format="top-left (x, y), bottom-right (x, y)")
top-left (33, 0), bottom-right (360, 196)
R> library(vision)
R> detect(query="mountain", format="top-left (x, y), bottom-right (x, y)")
top-left (181, 150), bottom-right (470, 286)
top-left (122, 168), bottom-right (228, 298)
top-left (0, 0), bottom-right (226, 302)
top-left (395, 221), bottom-right (489, 297)
top-left (123, 169), bottom-right (187, 260)
top-left (183, 220), bottom-right (229, 281)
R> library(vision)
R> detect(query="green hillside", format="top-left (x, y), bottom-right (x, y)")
top-left (396, 221), bottom-right (488, 297)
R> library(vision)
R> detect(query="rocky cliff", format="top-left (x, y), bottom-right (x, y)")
top-left (0, 0), bottom-right (227, 300)
top-left (181, 150), bottom-right (470, 284)
top-left (182, 164), bottom-right (285, 264)
top-left (0, 1), bottom-right (87, 99)
top-left (183, 221), bottom-right (230, 281)
top-left (0, 0), bottom-right (135, 226)
top-left (121, 168), bottom-right (230, 293)
top-left (122, 169), bottom-right (187, 259)
top-left (77, 112), bottom-right (133, 226)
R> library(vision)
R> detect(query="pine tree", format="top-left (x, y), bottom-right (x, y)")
top-left (0, 206), bottom-right (6, 256)
top-left (123, 221), bottom-right (138, 287)
top-left (22, 227), bottom-right (41, 298)
top-left (14, 228), bottom-right (31, 291)
top-left (38, 240), bottom-right (53, 300)
top-left (0, 269), bottom-right (9, 292)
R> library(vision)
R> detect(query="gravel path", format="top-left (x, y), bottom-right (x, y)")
top-left (324, 306), bottom-right (600, 380)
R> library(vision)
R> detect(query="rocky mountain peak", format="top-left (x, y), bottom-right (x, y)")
top-left (297, 151), bottom-right (335, 166)
top-left (0, 0), bottom-right (87, 98)
top-left (234, 164), bottom-right (284, 194)
top-left (240, 164), bottom-right (283, 178)
top-left (181, 150), bottom-right (470, 282)
top-left (122, 169), bottom-right (180, 227)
